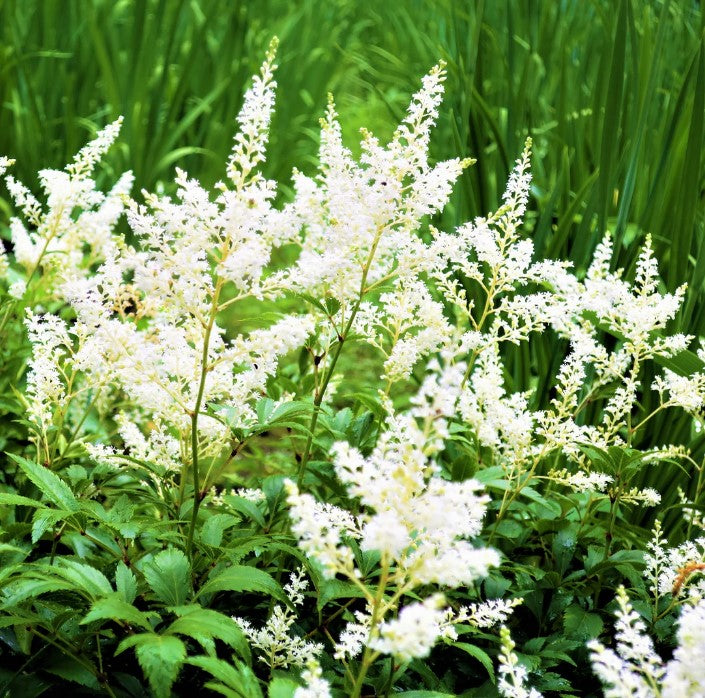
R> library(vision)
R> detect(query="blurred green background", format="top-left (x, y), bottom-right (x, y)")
top-left (1, 0), bottom-right (704, 521)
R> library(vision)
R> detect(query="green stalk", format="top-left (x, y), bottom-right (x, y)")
top-left (350, 557), bottom-right (389, 698)
top-left (296, 227), bottom-right (385, 486)
top-left (185, 278), bottom-right (223, 558)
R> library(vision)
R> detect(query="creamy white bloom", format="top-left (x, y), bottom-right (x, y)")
top-left (370, 595), bottom-right (447, 662)
top-left (662, 600), bottom-right (705, 698)
top-left (645, 521), bottom-right (705, 600)
top-left (551, 468), bottom-right (613, 493)
top-left (589, 586), bottom-right (665, 697)
top-left (233, 605), bottom-right (322, 670)
top-left (497, 626), bottom-right (543, 698)
top-left (294, 661), bottom-right (332, 698)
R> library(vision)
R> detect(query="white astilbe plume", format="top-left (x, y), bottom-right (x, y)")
top-left (227, 37), bottom-right (278, 186)
top-left (287, 406), bottom-right (498, 665)
top-left (333, 413), bottom-right (498, 587)
top-left (589, 586), bottom-right (665, 697)
top-left (662, 600), bottom-right (705, 698)
top-left (369, 595), bottom-right (447, 662)
top-left (549, 468), bottom-right (613, 493)
top-left (452, 598), bottom-right (523, 630)
top-left (294, 661), bottom-right (332, 698)
top-left (53, 43), bottom-right (317, 468)
top-left (645, 521), bottom-right (705, 601)
top-left (497, 626), bottom-right (543, 698)
top-left (24, 312), bottom-right (73, 431)
top-left (589, 587), bottom-right (705, 697)
top-left (2, 119), bottom-right (131, 295)
top-left (233, 568), bottom-right (322, 670)
top-left (266, 60), bottom-right (471, 311)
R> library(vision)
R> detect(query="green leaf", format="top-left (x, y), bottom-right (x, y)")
top-left (116, 634), bottom-right (186, 698)
top-left (52, 559), bottom-right (114, 599)
top-left (43, 654), bottom-right (100, 690)
top-left (166, 606), bottom-right (248, 658)
top-left (0, 492), bottom-right (46, 508)
top-left (197, 565), bottom-right (288, 605)
top-left (317, 578), bottom-right (369, 612)
top-left (81, 594), bottom-right (155, 631)
top-left (323, 297), bottom-right (341, 316)
top-left (1, 578), bottom-right (73, 607)
top-left (188, 656), bottom-right (264, 698)
top-left (142, 548), bottom-right (192, 606)
top-left (256, 398), bottom-right (276, 425)
top-left (268, 677), bottom-right (298, 698)
top-left (563, 605), bottom-right (604, 641)
top-left (224, 496), bottom-right (266, 527)
top-left (200, 513), bottom-right (239, 547)
top-left (8, 454), bottom-right (78, 511)
top-left (115, 561), bottom-right (138, 604)
top-left (452, 642), bottom-right (495, 683)
top-left (31, 508), bottom-right (66, 543)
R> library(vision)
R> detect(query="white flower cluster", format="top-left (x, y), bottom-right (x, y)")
top-left (453, 598), bottom-right (523, 629)
top-left (11, 44), bottom-right (320, 475)
top-left (369, 594), bottom-right (447, 662)
top-left (589, 587), bottom-right (665, 697)
top-left (497, 626), bottom-right (543, 698)
top-left (6, 39), bottom-right (705, 695)
top-left (2, 120), bottom-right (132, 296)
top-left (286, 407), bottom-right (498, 662)
top-left (645, 521), bottom-right (705, 600)
top-left (590, 585), bottom-right (705, 698)
top-left (662, 600), bottom-right (705, 698)
top-left (232, 568), bottom-right (322, 670)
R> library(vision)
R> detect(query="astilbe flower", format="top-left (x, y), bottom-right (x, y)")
top-left (232, 569), bottom-right (322, 671)
top-left (590, 586), bottom-right (705, 698)
top-left (497, 626), bottom-right (543, 698)
top-left (12, 40), bottom-right (705, 695)
top-left (1, 120), bottom-right (132, 297)
top-left (286, 407), bottom-right (499, 662)
top-left (645, 521), bottom-right (705, 601)
top-left (589, 587), bottom-right (665, 698)
top-left (50, 41), bottom-right (317, 475)
top-left (661, 600), bottom-right (705, 698)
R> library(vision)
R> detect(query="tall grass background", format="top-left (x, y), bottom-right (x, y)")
top-left (1, 0), bottom-right (704, 534)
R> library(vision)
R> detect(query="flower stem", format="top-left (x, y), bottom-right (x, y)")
top-left (185, 278), bottom-right (223, 558)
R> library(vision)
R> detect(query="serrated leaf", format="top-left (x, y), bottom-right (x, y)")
top-left (317, 578), bottom-right (368, 612)
top-left (451, 642), bottom-right (495, 683)
top-left (563, 605), bottom-right (604, 641)
top-left (31, 508), bottom-right (65, 543)
top-left (8, 453), bottom-right (78, 511)
top-left (200, 513), bottom-right (239, 547)
top-left (52, 559), bottom-right (114, 599)
top-left (142, 548), bottom-right (191, 606)
top-left (82, 594), bottom-right (155, 631)
top-left (187, 656), bottom-right (264, 698)
top-left (117, 634), bottom-right (186, 698)
top-left (115, 561), bottom-right (138, 604)
top-left (166, 606), bottom-right (248, 657)
top-left (197, 565), bottom-right (288, 605)
top-left (0, 492), bottom-right (46, 508)
top-left (1, 578), bottom-right (73, 607)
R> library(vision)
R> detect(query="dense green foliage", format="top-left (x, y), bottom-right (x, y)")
top-left (1, 1), bottom-right (705, 696)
